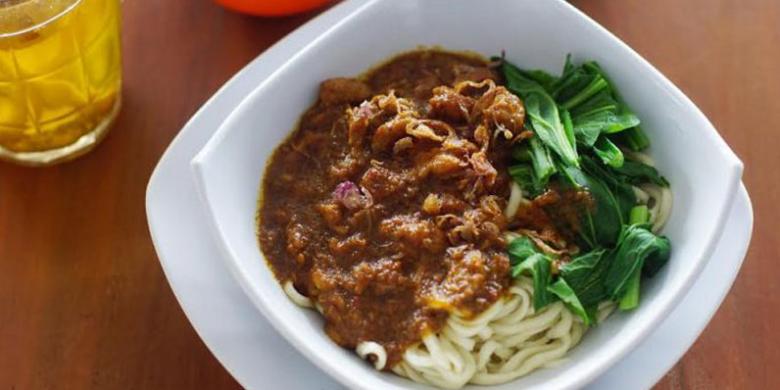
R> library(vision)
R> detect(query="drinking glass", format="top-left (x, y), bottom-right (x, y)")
top-left (0, 0), bottom-right (122, 165)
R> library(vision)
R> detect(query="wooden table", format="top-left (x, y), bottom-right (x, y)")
top-left (0, 0), bottom-right (776, 388)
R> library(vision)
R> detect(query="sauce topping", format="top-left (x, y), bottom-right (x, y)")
top-left (258, 50), bottom-right (527, 367)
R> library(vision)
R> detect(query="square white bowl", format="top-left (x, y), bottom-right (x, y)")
top-left (190, 0), bottom-right (743, 388)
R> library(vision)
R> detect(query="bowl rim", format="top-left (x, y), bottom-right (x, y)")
top-left (190, 0), bottom-right (744, 388)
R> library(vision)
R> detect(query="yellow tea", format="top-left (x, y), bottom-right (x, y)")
top-left (0, 0), bottom-right (122, 165)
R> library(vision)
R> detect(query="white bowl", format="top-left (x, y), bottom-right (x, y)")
top-left (190, 0), bottom-right (743, 388)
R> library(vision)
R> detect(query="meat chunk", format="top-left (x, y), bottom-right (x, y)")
top-left (477, 86), bottom-right (525, 134)
top-left (379, 214), bottom-right (446, 253)
top-left (429, 86), bottom-right (475, 123)
top-left (441, 136), bottom-right (479, 159)
top-left (406, 121), bottom-right (447, 143)
top-left (428, 247), bottom-right (509, 315)
top-left (445, 196), bottom-right (507, 246)
top-left (422, 194), bottom-right (443, 215)
top-left (351, 258), bottom-right (409, 295)
top-left (360, 164), bottom-right (408, 200)
top-left (371, 118), bottom-right (408, 152)
top-left (422, 193), bottom-right (468, 215)
top-left (329, 153), bottom-right (366, 181)
top-left (416, 151), bottom-right (466, 179)
top-left (328, 234), bottom-right (368, 258)
top-left (373, 117), bottom-right (451, 153)
top-left (469, 150), bottom-right (498, 186)
top-left (342, 92), bottom-right (421, 152)
top-left (315, 201), bottom-right (349, 235)
top-left (285, 222), bottom-right (310, 263)
top-left (392, 137), bottom-right (414, 154)
top-left (319, 78), bottom-right (372, 105)
top-left (346, 101), bottom-right (376, 148)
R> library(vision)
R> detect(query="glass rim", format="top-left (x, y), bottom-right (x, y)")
top-left (0, 0), bottom-right (83, 39)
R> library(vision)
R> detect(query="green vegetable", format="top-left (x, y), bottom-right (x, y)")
top-left (512, 253), bottom-right (553, 310)
top-left (548, 278), bottom-right (590, 326)
top-left (562, 53), bottom-right (576, 74)
top-left (570, 90), bottom-right (640, 145)
top-left (528, 137), bottom-right (557, 189)
top-left (629, 205), bottom-right (649, 225)
top-left (604, 225), bottom-right (672, 301)
top-left (502, 61), bottom-right (580, 167)
top-left (618, 267), bottom-right (641, 310)
top-left (563, 157), bottom-right (635, 248)
top-left (553, 59), bottom-right (642, 154)
top-left (617, 206), bottom-right (652, 310)
top-left (512, 144), bottom-right (532, 162)
top-left (569, 90), bottom-right (640, 132)
top-left (490, 56), bottom-right (558, 93)
top-left (560, 73), bottom-right (609, 111)
top-left (498, 55), bottom-right (672, 324)
top-left (559, 250), bottom-right (609, 310)
top-left (508, 235), bottom-right (540, 261)
top-left (572, 120), bottom-right (603, 147)
top-left (612, 160), bottom-right (669, 187)
top-left (617, 126), bottom-right (650, 151)
top-left (573, 61), bottom-right (650, 151)
top-left (509, 164), bottom-right (544, 197)
top-left (561, 109), bottom-right (577, 150)
top-left (582, 156), bottom-right (637, 220)
top-left (562, 166), bottom-right (614, 248)
top-left (522, 69), bottom-right (559, 93)
top-left (592, 136), bottom-right (624, 168)
top-left (509, 137), bottom-right (559, 197)
top-left (508, 237), bottom-right (553, 310)
top-left (553, 56), bottom-right (599, 104)
top-left (640, 234), bottom-right (673, 278)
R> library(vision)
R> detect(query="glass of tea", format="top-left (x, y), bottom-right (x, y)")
top-left (0, 0), bottom-right (122, 166)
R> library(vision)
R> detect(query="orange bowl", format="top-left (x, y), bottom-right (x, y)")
top-left (215, 0), bottom-right (332, 17)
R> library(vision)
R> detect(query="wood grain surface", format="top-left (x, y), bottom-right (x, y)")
top-left (0, 0), bottom-right (776, 388)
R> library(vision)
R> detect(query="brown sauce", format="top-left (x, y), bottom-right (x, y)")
top-left (257, 50), bottom-right (529, 368)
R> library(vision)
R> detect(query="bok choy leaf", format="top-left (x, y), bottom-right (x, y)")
top-left (562, 156), bottom-right (636, 248)
top-left (604, 225), bottom-right (671, 302)
top-left (529, 137), bottom-right (557, 188)
top-left (508, 236), bottom-right (554, 309)
top-left (611, 160), bottom-right (670, 187)
top-left (548, 278), bottom-right (590, 326)
top-left (592, 136), bottom-right (624, 168)
top-left (501, 61), bottom-right (580, 168)
top-left (559, 250), bottom-right (609, 311)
